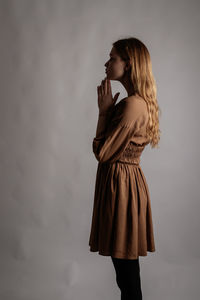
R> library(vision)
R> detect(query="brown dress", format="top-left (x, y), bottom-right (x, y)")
top-left (88, 95), bottom-right (156, 259)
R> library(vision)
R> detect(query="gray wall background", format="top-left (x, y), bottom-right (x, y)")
top-left (0, 0), bottom-right (199, 299)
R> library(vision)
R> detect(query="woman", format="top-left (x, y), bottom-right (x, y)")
top-left (89, 37), bottom-right (161, 299)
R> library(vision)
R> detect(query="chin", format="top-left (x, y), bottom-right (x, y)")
top-left (106, 73), bottom-right (114, 80)
top-left (106, 73), bottom-right (121, 81)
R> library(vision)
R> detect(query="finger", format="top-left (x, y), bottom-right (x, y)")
top-left (107, 79), bottom-right (111, 94)
top-left (97, 85), bottom-right (102, 99)
top-left (113, 92), bottom-right (120, 104)
top-left (99, 85), bottom-right (102, 98)
top-left (101, 80), bottom-right (104, 95)
top-left (104, 79), bottom-right (107, 95)
top-left (100, 84), bottom-right (103, 97)
top-left (106, 79), bottom-right (109, 94)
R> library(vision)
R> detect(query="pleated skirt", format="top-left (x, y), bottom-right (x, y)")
top-left (88, 161), bottom-right (156, 259)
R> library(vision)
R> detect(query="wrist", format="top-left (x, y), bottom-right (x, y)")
top-left (99, 106), bottom-right (113, 116)
top-left (99, 111), bottom-right (108, 116)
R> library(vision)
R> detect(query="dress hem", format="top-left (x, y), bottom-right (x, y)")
top-left (89, 247), bottom-right (156, 260)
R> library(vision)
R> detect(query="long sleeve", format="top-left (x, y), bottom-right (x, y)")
top-left (94, 106), bottom-right (114, 138)
top-left (92, 97), bottom-right (148, 163)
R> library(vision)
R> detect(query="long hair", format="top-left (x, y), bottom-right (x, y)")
top-left (113, 37), bottom-right (161, 148)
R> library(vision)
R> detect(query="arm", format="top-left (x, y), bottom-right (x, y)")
top-left (95, 108), bottom-right (113, 138)
top-left (92, 99), bottom-right (147, 163)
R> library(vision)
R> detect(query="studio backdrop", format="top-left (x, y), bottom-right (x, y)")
top-left (0, 0), bottom-right (199, 300)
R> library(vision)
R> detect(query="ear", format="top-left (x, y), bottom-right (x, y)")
top-left (125, 60), bottom-right (131, 71)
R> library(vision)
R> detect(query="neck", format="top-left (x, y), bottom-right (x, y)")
top-left (119, 73), bottom-right (136, 97)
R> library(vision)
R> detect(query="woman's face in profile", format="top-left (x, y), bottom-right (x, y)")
top-left (104, 46), bottom-right (126, 81)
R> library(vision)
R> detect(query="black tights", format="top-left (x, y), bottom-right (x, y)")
top-left (111, 256), bottom-right (142, 300)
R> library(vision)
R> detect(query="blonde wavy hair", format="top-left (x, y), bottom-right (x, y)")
top-left (113, 37), bottom-right (161, 148)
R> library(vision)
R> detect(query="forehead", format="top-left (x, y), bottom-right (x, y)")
top-left (109, 47), bottom-right (118, 56)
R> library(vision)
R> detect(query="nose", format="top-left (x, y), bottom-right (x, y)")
top-left (104, 60), bottom-right (109, 67)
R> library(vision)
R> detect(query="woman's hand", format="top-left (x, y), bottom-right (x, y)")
top-left (97, 78), bottom-right (120, 114)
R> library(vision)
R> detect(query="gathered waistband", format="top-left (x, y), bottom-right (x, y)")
top-left (99, 159), bottom-right (140, 166)
top-left (116, 160), bottom-right (140, 166)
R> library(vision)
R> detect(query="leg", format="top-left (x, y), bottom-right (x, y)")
top-left (111, 256), bottom-right (142, 300)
